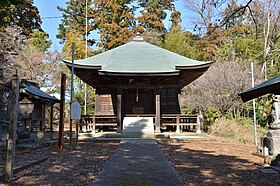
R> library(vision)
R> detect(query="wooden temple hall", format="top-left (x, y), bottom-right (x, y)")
top-left (64, 36), bottom-right (212, 134)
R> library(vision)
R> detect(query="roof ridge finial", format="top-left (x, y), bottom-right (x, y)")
top-left (132, 32), bottom-right (144, 42)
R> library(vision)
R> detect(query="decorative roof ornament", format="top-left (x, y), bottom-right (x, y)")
top-left (132, 32), bottom-right (144, 42)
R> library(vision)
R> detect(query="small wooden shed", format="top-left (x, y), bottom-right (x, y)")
top-left (18, 80), bottom-right (60, 138)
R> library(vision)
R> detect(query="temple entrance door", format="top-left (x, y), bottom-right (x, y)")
top-left (122, 88), bottom-right (155, 134)
top-left (123, 88), bottom-right (155, 115)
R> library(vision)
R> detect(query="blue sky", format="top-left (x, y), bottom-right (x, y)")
top-left (33, 0), bottom-right (192, 51)
top-left (34, 0), bottom-right (66, 50)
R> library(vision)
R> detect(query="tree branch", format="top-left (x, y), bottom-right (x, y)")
top-left (212, 0), bottom-right (253, 32)
top-left (247, 5), bottom-right (258, 39)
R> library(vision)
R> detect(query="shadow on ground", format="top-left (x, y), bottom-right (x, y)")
top-left (159, 140), bottom-right (280, 186)
top-left (0, 141), bottom-right (119, 185)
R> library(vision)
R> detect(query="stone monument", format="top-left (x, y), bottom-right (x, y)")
top-left (263, 95), bottom-right (280, 156)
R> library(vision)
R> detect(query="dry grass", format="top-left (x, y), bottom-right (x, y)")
top-left (209, 117), bottom-right (267, 144)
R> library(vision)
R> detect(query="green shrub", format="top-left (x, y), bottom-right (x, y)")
top-left (203, 107), bottom-right (222, 132)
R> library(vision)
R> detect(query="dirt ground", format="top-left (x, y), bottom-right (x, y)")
top-left (0, 140), bottom-right (119, 185)
top-left (159, 139), bottom-right (280, 186)
top-left (1, 138), bottom-right (280, 185)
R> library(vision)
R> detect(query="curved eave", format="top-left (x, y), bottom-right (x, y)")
top-left (176, 61), bottom-right (213, 70)
top-left (20, 89), bottom-right (60, 103)
top-left (98, 71), bottom-right (180, 76)
top-left (63, 60), bottom-right (102, 70)
top-left (239, 82), bottom-right (280, 102)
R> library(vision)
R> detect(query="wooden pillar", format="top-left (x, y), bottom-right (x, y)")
top-left (31, 111), bottom-right (35, 132)
top-left (196, 112), bottom-right (202, 134)
top-left (50, 104), bottom-right (54, 133)
top-left (176, 89), bottom-right (182, 133)
top-left (75, 120), bottom-right (79, 147)
top-left (93, 92), bottom-right (99, 134)
top-left (155, 90), bottom-right (161, 133)
top-left (58, 73), bottom-right (66, 151)
top-left (92, 115), bottom-right (96, 133)
top-left (95, 93), bottom-right (100, 113)
top-left (42, 103), bottom-right (46, 131)
top-left (117, 91), bottom-right (122, 132)
top-left (5, 74), bottom-right (19, 182)
top-left (177, 89), bottom-right (182, 110)
top-left (176, 116), bottom-right (180, 133)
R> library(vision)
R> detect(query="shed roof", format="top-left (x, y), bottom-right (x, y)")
top-left (20, 81), bottom-right (60, 103)
top-left (63, 41), bottom-right (212, 75)
top-left (239, 74), bottom-right (280, 102)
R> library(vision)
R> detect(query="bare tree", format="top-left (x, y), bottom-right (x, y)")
top-left (182, 60), bottom-right (262, 114)
top-left (184, 0), bottom-right (254, 34)
top-left (184, 0), bottom-right (220, 32)
top-left (0, 27), bottom-right (65, 108)
top-left (260, 0), bottom-right (280, 78)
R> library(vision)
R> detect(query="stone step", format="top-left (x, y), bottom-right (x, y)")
top-left (123, 117), bottom-right (154, 134)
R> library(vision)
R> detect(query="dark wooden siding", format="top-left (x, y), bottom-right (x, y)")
top-left (95, 88), bottom-right (181, 115)
top-left (122, 89), bottom-right (155, 115)
top-left (160, 89), bottom-right (180, 114)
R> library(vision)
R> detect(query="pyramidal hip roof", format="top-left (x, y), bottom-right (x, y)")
top-left (63, 41), bottom-right (212, 75)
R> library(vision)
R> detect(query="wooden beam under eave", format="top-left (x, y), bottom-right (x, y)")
top-left (73, 69), bottom-right (99, 88)
top-left (179, 69), bottom-right (209, 88)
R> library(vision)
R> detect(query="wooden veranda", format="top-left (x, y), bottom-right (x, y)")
top-left (79, 113), bottom-right (202, 134)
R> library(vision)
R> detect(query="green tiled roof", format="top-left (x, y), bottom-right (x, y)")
top-left (64, 41), bottom-right (211, 74)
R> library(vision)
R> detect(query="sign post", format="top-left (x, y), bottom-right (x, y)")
top-left (58, 74), bottom-right (66, 151)
top-left (71, 100), bottom-right (81, 147)
top-left (70, 42), bottom-right (75, 149)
